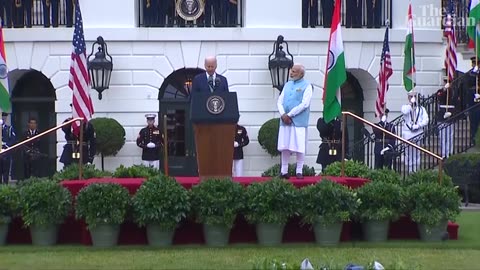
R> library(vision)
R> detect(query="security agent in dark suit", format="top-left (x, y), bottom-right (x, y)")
top-left (302, 0), bottom-right (318, 28)
top-left (23, 117), bottom-right (44, 179)
top-left (321, 0), bottom-right (333, 28)
top-left (373, 109), bottom-right (396, 169)
top-left (366, 0), bottom-right (382, 28)
top-left (136, 114), bottom-right (164, 169)
top-left (0, 112), bottom-right (15, 184)
top-left (59, 108), bottom-right (96, 168)
top-left (143, 0), bottom-right (158, 27)
top-left (316, 117), bottom-right (348, 170)
top-left (233, 123), bottom-right (249, 176)
top-left (0, 0), bottom-right (13, 28)
top-left (191, 56), bottom-right (230, 94)
top-left (346, 0), bottom-right (362, 28)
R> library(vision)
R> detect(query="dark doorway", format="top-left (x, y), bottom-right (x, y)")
top-left (341, 72), bottom-right (365, 161)
top-left (158, 68), bottom-right (204, 176)
top-left (11, 70), bottom-right (57, 180)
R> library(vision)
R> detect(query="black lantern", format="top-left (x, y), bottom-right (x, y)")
top-left (87, 36), bottom-right (113, 100)
top-left (268, 35), bottom-right (294, 91)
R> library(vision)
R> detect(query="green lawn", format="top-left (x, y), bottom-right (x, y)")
top-left (0, 212), bottom-right (479, 270)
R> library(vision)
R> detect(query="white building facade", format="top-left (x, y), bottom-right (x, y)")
top-left (4, 0), bottom-right (469, 176)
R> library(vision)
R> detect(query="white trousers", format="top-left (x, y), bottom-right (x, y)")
top-left (403, 130), bottom-right (422, 174)
top-left (281, 150), bottom-right (305, 175)
top-left (142, 160), bottom-right (159, 170)
top-left (439, 123), bottom-right (454, 158)
top-left (233, 159), bottom-right (243, 177)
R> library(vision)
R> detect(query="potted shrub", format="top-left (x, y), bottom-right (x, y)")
top-left (262, 164), bottom-right (316, 177)
top-left (0, 185), bottom-right (19, 245)
top-left (356, 181), bottom-right (403, 242)
top-left (367, 168), bottom-right (401, 184)
top-left (244, 178), bottom-right (298, 245)
top-left (132, 175), bottom-right (189, 246)
top-left (75, 183), bottom-right (130, 247)
top-left (404, 169), bottom-right (453, 187)
top-left (18, 180), bottom-right (72, 246)
top-left (52, 164), bottom-right (111, 182)
top-left (299, 179), bottom-right (356, 245)
top-left (113, 164), bottom-right (161, 179)
top-left (407, 182), bottom-right (461, 241)
top-left (190, 178), bottom-right (244, 247)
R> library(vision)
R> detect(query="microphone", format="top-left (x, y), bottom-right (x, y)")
top-left (214, 78), bottom-right (220, 90)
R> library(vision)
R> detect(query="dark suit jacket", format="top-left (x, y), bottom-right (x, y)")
top-left (191, 73), bottom-right (229, 94)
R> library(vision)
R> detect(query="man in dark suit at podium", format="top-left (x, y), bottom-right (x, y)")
top-left (192, 56), bottom-right (230, 93)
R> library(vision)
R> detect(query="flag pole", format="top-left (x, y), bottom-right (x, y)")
top-left (476, 26), bottom-right (479, 100)
top-left (446, 20), bottom-right (450, 111)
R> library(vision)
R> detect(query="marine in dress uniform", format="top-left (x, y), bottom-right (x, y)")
top-left (346, 0), bottom-right (362, 28)
top-left (366, 0), bottom-right (381, 28)
top-left (401, 91), bottom-right (429, 173)
top-left (321, 0), bottom-right (333, 28)
top-left (136, 114), bottom-right (163, 170)
top-left (0, 0), bottom-right (13, 28)
top-left (233, 124), bottom-right (249, 177)
top-left (373, 109), bottom-right (396, 169)
top-left (436, 81), bottom-right (457, 158)
top-left (23, 118), bottom-right (43, 179)
top-left (0, 112), bottom-right (15, 184)
top-left (302, 0), bottom-right (318, 28)
top-left (316, 117), bottom-right (348, 171)
top-left (59, 115), bottom-right (96, 168)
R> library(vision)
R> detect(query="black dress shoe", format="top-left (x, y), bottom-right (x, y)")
top-left (280, 173), bottom-right (290, 179)
top-left (296, 173), bottom-right (304, 179)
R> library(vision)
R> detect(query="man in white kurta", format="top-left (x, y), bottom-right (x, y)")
top-left (277, 64), bottom-right (313, 179)
top-left (401, 91), bottom-right (429, 173)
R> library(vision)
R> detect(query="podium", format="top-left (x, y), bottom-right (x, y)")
top-left (190, 92), bottom-right (240, 179)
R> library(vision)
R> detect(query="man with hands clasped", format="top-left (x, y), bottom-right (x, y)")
top-left (401, 91), bottom-right (429, 173)
top-left (136, 114), bottom-right (164, 170)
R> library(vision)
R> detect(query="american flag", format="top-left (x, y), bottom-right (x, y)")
top-left (375, 27), bottom-right (393, 118)
top-left (444, 0), bottom-right (457, 82)
top-left (69, 2), bottom-right (94, 136)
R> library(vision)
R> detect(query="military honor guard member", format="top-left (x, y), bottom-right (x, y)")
top-left (0, 0), bottom-right (13, 28)
top-left (321, 0), bottom-right (334, 28)
top-left (436, 80), bottom-right (456, 158)
top-left (316, 117), bottom-right (347, 171)
top-left (302, 0), bottom-right (318, 28)
top-left (136, 114), bottom-right (163, 170)
top-left (233, 123), bottom-right (249, 177)
top-left (366, 0), bottom-right (382, 28)
top-left (401, 91), bottom-right (429, 173)
top-left (59, 106), bottom-right (96, 168)
top-left (23, 117), bottom-right (43, 179)
top-left (346, 0), bottom-right (362, 28)
top-left (0, 112), bottom-right (15, 184)
top-left (373, 109), bottom-right (396, 169)
top-left (277, 64), bottom-right (313, 179)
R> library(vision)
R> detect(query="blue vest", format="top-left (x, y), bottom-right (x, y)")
top-left (280, 79), bottom-right (311, 127)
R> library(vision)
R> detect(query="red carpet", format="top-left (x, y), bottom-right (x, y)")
top-left (6, 176), bottom-right (459, 245)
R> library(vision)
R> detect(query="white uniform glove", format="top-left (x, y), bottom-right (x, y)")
top-left (475, 94), bottom-right (480, 101)
top-left (234, 141), bottom-right (239, 147)
top-left (380, 146), bottom-right (391, 155)
top-left (444, 112), bottom-right (452, 119)
top-left (412, 124), bottom-right (420, 130)
top-left (146, 142), bottom-right (156, 148)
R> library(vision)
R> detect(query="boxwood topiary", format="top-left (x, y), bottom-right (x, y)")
top-left (367, 168), bottom-right (401, 184)
top-left (356, 181), bottom-right (403, 222)
top-left (132, 175), bottom-right (189, 229)
top-left (90, 117), bottom-right (126, 171)
top-left (258, 118), bottom-right (280, 157)
top-left (0, 185), bottom-right (20, 224)
top-left (404, 169), bottom-right (453, 187)
top-left (19, 180), bottom-right (72, 227)
top-left (53, 164), bottom-right (111, 182)
top-left (75, 183), bottom-right (130, 229)
top-left (322, 160), bottom-right (371, 178)
top-left (190, 178), bottom-right (244, 228)
top-left (113, 164), bottom-right (161, 178)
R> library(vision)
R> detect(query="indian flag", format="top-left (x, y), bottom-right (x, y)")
top-left (0, 25), bottom-right (10, 112)
top-left (322, 0), bottom-right (346, 124)
top-left (403, 2), bottom-right (416, 92)
top-left (467, 0), bottom-right (480, 57)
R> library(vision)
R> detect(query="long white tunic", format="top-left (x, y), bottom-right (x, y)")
top-left (401, 104), bottom-right (429, 140)
top-left (276, 84), bottom-right (313, 154)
